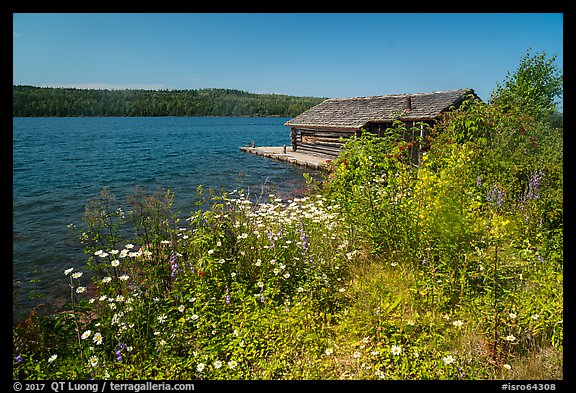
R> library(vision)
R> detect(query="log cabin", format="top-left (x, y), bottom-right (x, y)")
top-left (284, 88), bottom-right (479, 164)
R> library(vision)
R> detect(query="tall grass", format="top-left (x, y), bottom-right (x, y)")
top-left (13, 100), bottom-right (562, 380)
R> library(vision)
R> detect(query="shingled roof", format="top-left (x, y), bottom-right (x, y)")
top-left (285, 88), bottom-right (477, 131)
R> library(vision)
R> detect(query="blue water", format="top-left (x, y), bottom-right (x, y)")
top-left (13, 117), bottom-right (321, 322)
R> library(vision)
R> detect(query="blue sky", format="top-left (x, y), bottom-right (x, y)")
top-left (13, 13), bottom-right (563, 104)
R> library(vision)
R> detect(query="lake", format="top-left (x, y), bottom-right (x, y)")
top-left (12, 116), bottom-right (322, 322)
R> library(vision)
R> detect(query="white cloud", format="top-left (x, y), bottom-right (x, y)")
top-left (46, 83), bottom-right (168, 90)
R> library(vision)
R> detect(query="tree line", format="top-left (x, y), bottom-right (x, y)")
top-left (12, 85), bottom-right (326, 118)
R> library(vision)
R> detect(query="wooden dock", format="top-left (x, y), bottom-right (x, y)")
top-left (239, 146), bottom-right (333, 171)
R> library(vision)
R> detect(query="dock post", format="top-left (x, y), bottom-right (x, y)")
top-left (283, 145), bottom-right (287, 154)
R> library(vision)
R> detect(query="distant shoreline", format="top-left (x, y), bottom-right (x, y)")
top-left (13, 85), bottom-right (325, 118)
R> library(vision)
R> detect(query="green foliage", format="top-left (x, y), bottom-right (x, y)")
top-left (12, 86), bottom-right (325, 118)
top-left (13, 53), bottom-right (563, 380)
top-left (490, 49), bottom-right (563, 124)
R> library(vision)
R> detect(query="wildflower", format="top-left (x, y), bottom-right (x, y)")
top-left (191, 314), bottom-right (199, 320)
top-left (339, 288), bottom-right (346, 293)
top-left (362, 336), bottom-right (370, 344)
top-left (228, 360), bottom-right (237, 369)
top-left (119, 275), bottom-right (129, 281)
top-left (300, 224), bottom-right (309, 252)
top-left (487, 184), bottom-right (505, 208)
top-left (119, 249), bottom-right (129, 258)
top-left (505, 335), bottom-right (516, 342)
top-left (99, 252), bottom-right (109, 258)
top-left (391, 345), bottom-right (402, 356)
top-left (64, 268), bottom-right (74, 275)
top-left (101, 276), bottom-right (112, 284)
top-left (214, 360), bottom-right (222, 369)
top-left (453, 320), bottom-right (464, 328)
top-left (111, 260), bottom-right (120, 267)
top-left (93, 332), bottom-right (103, 345)
top-left (325, 348), bottom-right (334, 356)
top-left (115, 295), bottom-right (124, 302)
top-left (15, 355), bottom-right (23, 363)
top-left (255, 259), bottom-right (262, 267)
top-left (370, 350), bottom-right (380, 356)
top-left (94, 250), bottom-right (103, 256)
top-left (81, 330), bottom-right (92, 340)
top-left (197, 363), bottom-right (205, 372)
top-left (257, 281), bottom-right (264, 288)
top-left (207, 249), bottom-right (215, 255)
top-left (72, 272), bottom-right (83, 279)
top-left (110, 249), bottom-right (119, 255)
top-left (509, 313), bottom-right (517, 319)
top-left (89, 356), bottom-right (98, 367)
top-left (125, 244), bottom-right (134, 249)
top-left (283, 272), bottom-right (290, 279)
top-left (353, 351), bottom-right (362, 359)
top-left (443, 355), bottom-right (455, 365)
top-left (374, 369), bottom-right (386, 379)
top-left (531, 314), bottom-right (539, 320)
top-left (526, 170), bottom-right (544, 200)
top-left (76, 286), bottom-right (86, 294)
top-left (157, 314), bottom-right (167, 324)
top-left (48, 354), bottom-right (57, 363)
top-left (503, 364), bottom-right (512, 370)
top-left (297, 287), bottom-right (304, 293)
top-left (178, 305), bottom-right (185, 313)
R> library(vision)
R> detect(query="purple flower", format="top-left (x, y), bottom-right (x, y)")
top-left (259, 288), bottom-right (265, 303)
top-left (267, 230), bottom-right (275, 248)
top-left (477, 176), bottom-right (482, 187)
top-left (486, 184), bottom-right (505, 209)
top-left (115, 343), bottom-right (126, 362)
top-left (300, 223), bottom-right (309, 252)
top-left (169, 250), bottom-right (180, 277)
top-left (526, 170), bottom-right (544, 200)
top-left (15, 355), bottom-right (23, 363)
top-left (225, 287), bottom-right (231, 305)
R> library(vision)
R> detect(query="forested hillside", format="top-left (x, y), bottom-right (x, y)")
top-left (12, 85), bottom-right (325, 118)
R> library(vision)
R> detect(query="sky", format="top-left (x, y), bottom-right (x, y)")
top-left (12, 13), bottom-right (564, 104)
